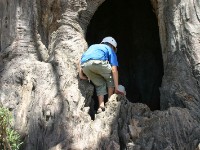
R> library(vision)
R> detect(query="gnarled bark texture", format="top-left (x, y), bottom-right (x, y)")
top-left (0, 0), bottom-right (200, 149)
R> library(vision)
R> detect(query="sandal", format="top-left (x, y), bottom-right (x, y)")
top-left (97, 106), bottom-right (105, 114)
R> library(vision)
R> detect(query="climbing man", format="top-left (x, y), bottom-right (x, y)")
top-left (79, 36), bottom-right (123, 113)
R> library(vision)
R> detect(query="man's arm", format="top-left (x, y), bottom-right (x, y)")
top-left (111, 66), bottom-right (119, 92)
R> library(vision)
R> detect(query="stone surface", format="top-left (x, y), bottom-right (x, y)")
top-left (0, 0), bottom-right (200, 150)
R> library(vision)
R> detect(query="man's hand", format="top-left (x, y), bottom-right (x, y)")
top-left (115, 89), bottom-right (125, 95)
top-left (79, 69), bottom-right (88, 80)
top-left (80, 74), bottom-right (88, 80)
top-left (78, 62), bottom-right (88, 80)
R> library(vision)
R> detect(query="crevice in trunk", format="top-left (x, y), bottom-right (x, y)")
top-left (86, 0), bottom-right (163, 110)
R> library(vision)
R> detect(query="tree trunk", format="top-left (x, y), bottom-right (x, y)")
top-left (0, 0), bottom-right (200, 149)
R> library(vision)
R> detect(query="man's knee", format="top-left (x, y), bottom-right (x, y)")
top-left (96, 84), bottom-right (107, 96)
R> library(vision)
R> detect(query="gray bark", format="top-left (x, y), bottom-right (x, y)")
top-left (0, 0), bottom-right (200, 150)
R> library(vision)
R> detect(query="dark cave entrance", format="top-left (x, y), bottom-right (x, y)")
top-left (86, 0), bottom-right (163, 110)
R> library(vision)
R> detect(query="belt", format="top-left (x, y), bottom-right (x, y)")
top-left (81, 60), bottom-right (109, 67)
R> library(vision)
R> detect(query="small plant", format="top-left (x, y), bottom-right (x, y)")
top-left (0, 107), bottom-right (23, 150)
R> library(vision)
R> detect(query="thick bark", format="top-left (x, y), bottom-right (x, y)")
top-left (0, 0), bottom-right (200, 150)
top-left (159, 0), bottom-right (200, 112)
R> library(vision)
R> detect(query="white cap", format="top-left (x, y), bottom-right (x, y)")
top-left (118, 85), bottom-right (126, 95)
top-left (101, 37), bottom-right (117, 48)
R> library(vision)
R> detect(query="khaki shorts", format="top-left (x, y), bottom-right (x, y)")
top-left (81, 60), bottom-right (114, 96)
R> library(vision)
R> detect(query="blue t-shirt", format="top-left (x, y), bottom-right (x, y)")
top-left (81, 44), bottom-right (118, 66)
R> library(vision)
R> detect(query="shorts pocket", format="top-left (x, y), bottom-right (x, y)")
top-left (102, 63), bottom-right (112, 73)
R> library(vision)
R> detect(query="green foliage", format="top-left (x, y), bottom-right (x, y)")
top-left (0, 107), bottom-right (23, 150)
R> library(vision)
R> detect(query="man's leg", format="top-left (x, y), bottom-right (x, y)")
top-left (98, 95), bottom-right (104, 108)
top-left (82, 62), bottom-right (107, 113)
top-left (97, 62), bottom-right (114, 99)
top-left (108, 87), bottom-right (114, 98)
top-left (83, 69), bottom-right (107, 113)
top-left (96, 85), bottom-right (107, 113)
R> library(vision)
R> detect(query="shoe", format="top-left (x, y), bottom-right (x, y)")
top-left (97, 107), bottom-right (105, 114)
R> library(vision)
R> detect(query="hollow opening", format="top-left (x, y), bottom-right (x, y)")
top-left (86, 0), bottom-right (163, 110)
